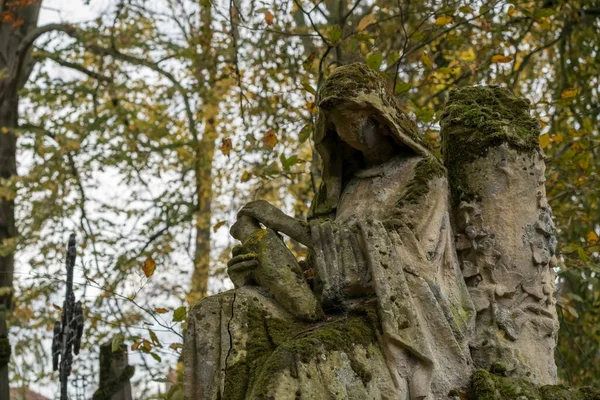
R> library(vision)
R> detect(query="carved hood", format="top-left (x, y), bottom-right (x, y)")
top-left (309, 63), bottom-right (435, 219)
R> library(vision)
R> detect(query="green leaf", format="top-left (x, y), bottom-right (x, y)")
top-left (112, 333), bottom-right (124, 352)
top-left (150, 352), bottom-right (162, 362)
top-left (576, 245), bottom-right (589, 262)
top-left (149, 329), bottom-right (161, 347)
top-left (170, 388), bottom-right (184, 400)
top-left (366, 51), bottom-right (383, 71)
top-left (563, 305), bottom-right (579, 319)
top-left (536, 8), bottom-right (555, 19)
top-left (415, 107), bottom-right (435, 123)
top-left (394, 81), bottom-right (411, 94)
top-left (173, 306), bottom-right (187, 322)
top-left (301, 80), bottom-right (316, 95)
top-left (280, 154), bottom-right (299, 171)
top-left (327, 26), bottom-right (343, 44)
top-left (299, 124), bottom-right (312, 143)
top-left (354, 33), bottom-right (373, 42)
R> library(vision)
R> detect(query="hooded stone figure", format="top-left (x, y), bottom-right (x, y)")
top-left (184, 63), bottom-right (476, 400)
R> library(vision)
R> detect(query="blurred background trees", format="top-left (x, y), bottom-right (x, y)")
top-left (2, 0), bottom-right (599, 397)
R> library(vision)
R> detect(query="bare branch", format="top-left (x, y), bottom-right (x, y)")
top-left (34, 50), bottom-right (112, 82)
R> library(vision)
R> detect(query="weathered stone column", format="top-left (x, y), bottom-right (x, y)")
top-left (441, 86), bottom-right (559, 385)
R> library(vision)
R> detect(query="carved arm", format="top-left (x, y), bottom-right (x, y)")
top-left (237, 200), bottom-right (313, 248)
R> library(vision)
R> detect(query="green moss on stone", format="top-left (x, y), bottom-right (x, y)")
top-left (224, 304), bottom-right (379, 399)
top-left (397, 157), bottom-right (445, 207)
top-left (468, 370), bottom-right (600, 400)
top-left (440, 86), bottom-right (540, 204)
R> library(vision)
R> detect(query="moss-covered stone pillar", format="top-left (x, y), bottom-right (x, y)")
top-left (441, 86), bottom-right (559, 385)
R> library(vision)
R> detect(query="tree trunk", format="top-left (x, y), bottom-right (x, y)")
top-left (188, 131), bottom-right (215, 305)
top-left (187, 0), bottom-right (217, 306)
top-left (0, 3), bottom-right (43, 397)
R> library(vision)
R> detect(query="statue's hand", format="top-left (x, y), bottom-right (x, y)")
top-left (238, 200), bottom-right (312, 247)
top-left (227, 245), bottom-right (259, 288)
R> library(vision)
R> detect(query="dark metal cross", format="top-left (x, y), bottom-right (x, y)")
top-left (52, 234), bottom-right (84, 400)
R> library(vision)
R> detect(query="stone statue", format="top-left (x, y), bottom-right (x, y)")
top-left (184, 64), bottom-right (560, 399)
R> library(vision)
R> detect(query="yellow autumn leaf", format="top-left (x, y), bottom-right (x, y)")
top-left (434, 16), bottom-right (453, 26)
top-left (579, 155), bottom-right (590, 170)
top-left (421, 52), bottom-right (434, 69)
top-left (263, 129), bottom-right (278, 148)
top-left (154, 308), bottom-right (168, 314)
top-left (141, 339), bottom-right (152, 352)
top-left (538, 119), bottom-right (548, 127)
top-left (142, 256), bottom-right (156, 278)
top-left (539, 134), bottom-right (551, 149)
top-left (357, 13), bottom-right (376, 31)
top-left (219, 137), bottom-right (232, 156)
top-left (491, 54), bottom-right (513, 63)
top-left (65, 140), bottom-right (81, 151)
top-left (131, 341), bottom-right (143, 351)
top-left (538, 20), bottom-right (551, 30)
top-left (264, 11), bottom-right (274, 25)
top-left (305, 101), bottom-right (317, 114)
top-left (169, 343), bottom-right (184, 351)
top-left (560, 88), bottom-right (579, 99)
top-left (213, 220), bottom-right (226, 233)
top-left (587, 231), bottom-right (599, 244)
top-left (459, 48), bottom-right (476, 62)
top-left (552, 133), bottom-right (563, 144)
top-left (1, 127), bottom-right (8, 134)
top-left (241, 171), bottom-right (251, 182)
top-left (507, 5), bottom-right (515, 17)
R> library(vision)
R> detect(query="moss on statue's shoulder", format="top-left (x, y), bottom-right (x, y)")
top-left (467, 370), bottom-right (600, 400)
top-left (397, 156), bottom-right (446, 208)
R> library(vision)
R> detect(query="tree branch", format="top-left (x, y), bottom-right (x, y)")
top-left (34, 50), bottom-right (112, 82)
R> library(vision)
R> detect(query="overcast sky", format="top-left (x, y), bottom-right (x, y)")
top-left (39, 0), bottom-right (111, 25)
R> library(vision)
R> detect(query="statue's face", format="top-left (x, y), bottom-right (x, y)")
top-left (326, 105), bottom-right (384, 152)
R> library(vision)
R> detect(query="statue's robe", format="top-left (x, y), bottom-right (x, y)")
top-left (309, 154), bottom-right (475, 399)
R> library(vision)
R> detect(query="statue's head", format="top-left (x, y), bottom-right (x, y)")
top-left (309, 63), bottom-right (434, 219)
top-left (316, 63), bottom-right (431, 157)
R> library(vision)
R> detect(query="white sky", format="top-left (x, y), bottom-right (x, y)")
top-left (39, 0), bottom-right (112, 25)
